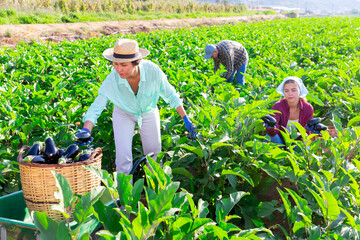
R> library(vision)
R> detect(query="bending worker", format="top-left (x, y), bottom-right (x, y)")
top-left (79, 39), bottom-right (196, 175)
top-left (204, 40), bottom-right (248, 86)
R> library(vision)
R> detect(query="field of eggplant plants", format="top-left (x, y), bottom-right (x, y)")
top-left (1, 16), bottom-right (360, 239)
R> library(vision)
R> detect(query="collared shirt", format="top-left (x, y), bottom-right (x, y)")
top-left (214, 40), bottom-right (248, 80)
top-left (83, 59), bottom-right (183, 126)
top-left (266, 98), bottom-right (314, 138)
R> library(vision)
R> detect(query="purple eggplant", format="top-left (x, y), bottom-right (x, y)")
top-left (44, 137), bottom-right (60, 164)
top-left (78, 153), bottom-right (91, 162)
top-left (23, 155), bottom-right (46, 164)
top-left (32, 155), bottom-right (46, 164)
top-left (63, 144), bottom-right (80, 159)
top-left (262, 115), bottom-right (276, 128)
top-left (26, 142), bottom-right (43, 156)
top-left (307, 118), bottom-right (322, 127)
top-left (58, 148), bottom-right (65, 157)
top-left (75, 130), bottom-right (92, 144)
top-left (314, 123), bottom-right (327, 132)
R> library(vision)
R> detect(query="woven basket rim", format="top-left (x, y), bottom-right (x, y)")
top-left (18, 146), bottom-right (102, 168)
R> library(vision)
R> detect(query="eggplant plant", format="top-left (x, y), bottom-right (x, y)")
top-left (1, 16), bottom-right (360, 237)
top-left (84, 157), bottom-right (273, 239)
top-left (32, 171), bottom-right (105, 240)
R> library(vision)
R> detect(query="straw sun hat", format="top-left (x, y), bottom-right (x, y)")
top-left (103, 39), bottom-right (150, 62)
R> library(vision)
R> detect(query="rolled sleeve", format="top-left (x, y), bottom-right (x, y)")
top-left (159, 71), bottom-right (183, 109)
top-left (83, 94), bottom-right (108, 125)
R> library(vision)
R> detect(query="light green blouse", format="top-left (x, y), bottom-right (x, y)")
top-left (83, 60), bottom-right (182, 126)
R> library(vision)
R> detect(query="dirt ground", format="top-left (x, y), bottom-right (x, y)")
top-left (0, 14), bottom-right (288, 47)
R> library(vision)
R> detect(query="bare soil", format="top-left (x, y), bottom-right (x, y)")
top-left (0, 14), bottom-right (287, 47)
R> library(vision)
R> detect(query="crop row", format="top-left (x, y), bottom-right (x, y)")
top-left (1, 16), bottom-right (360, 238)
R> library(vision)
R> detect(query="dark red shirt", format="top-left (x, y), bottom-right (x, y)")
top-left (266, 98), bottom-right (314, 138)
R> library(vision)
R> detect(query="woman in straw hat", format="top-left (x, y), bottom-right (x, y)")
top-left (78, 39), bottom-right (196, 175)
top-left (265, 76), bottom-right (314, 145)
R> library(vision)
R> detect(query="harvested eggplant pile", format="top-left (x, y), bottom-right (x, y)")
top-left (23, 137), bottom-right (96, 164)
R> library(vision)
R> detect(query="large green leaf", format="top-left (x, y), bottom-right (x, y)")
top-left (221, 169), bottom-right (254, 187)
top-left (216, 191), bottom-right (249, 223)
top-left (115, 172), bottom-right (133, 207)
top-left (204, 225), bottom-right (229, 239)
top-left (308, 188), bottom-right (326, 219)
top-left (211, 142), bottom-right (233, 151)
top-left (172, 167), bottom-right (195, 180)
top-left (323, 191), bottom-right (340, 221)
top-left (73, 186), bottom-right (105, 224)
top-left (178, 145), bottom-right (204, 158)
top-left (285, 188), bottom-right (312, 226)
top-left (306, 92), bottom-right (325, 106)
top-left (186, 193), bottom-right (197, 218)
top-left (32, 211), bottom-right (71, 240)
top-left (93, 200), bottom-right (122, 234)
top-left (348, 116), bottom-right (360, 127)
top-left (52, 171), bottom-right (74, 209)
top-left (148, 182), bottom-right (179, 223)
top-left (277, 188), bottom-right (294, 223)
top-left (131, 178), bottom-right (144, 209)
top-left (198, 199), bottom-right (210, 218)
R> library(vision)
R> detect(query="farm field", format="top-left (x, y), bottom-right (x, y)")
top-left (1, 16), bottom-right (360, 239)
top-left (0, 14), bottom-right (285, 47)
top-left (0, 0), bottom-right (248, 25)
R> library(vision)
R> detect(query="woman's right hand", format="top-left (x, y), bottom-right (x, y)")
top-left (183, 116), bottom-right (197, 140)
top-left (75, 128), bottom-right (93, 146)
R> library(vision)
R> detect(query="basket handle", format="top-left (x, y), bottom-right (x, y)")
top-left (90, 147), bottom-right (102, 159)
top-left (17, 145), bottom-right (30, 162)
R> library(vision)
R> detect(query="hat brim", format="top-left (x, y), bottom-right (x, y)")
top-left (103, 48), bottom-right (150, 62)
top-left (204, 53), bottom-right (212, 59)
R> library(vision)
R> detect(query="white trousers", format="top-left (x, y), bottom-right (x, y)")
top-left (112, 106), bottom-right (161, 174)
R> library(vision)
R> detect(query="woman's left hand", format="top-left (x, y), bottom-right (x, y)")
top-left (183, 115), bottom-right (197, 140)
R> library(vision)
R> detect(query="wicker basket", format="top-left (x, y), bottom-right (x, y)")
top-left (17, 146), bottom-right (102, 222)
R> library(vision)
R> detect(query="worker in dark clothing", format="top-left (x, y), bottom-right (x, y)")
top-left (204, 40), bottom-right (248, 86)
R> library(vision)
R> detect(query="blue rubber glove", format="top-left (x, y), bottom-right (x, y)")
top-left (183, 115), bottom-right (197, 140)
top-left (75, 128), bottom-right (94, 146)
top-left (306, 124), bottom-right (319, 134)
top-left (264, 123), bottom-right (272, 129)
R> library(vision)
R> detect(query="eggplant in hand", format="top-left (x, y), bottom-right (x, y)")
top-left (261, 115), bottom-right (276, 128)
top-left (44, 137), bottom-right (60, 164)
top-left (307, 118), bottom-right (322, 127)
top-left (313, 123), bottom-right (327, 132)
top-left (26, 142), bottom-right (43, 156)
top-left (75, 130), bottom-right (92, 144)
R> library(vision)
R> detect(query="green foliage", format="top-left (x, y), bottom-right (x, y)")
top-left (2, 16), bottom-right (360, 238)
top-left (0, 8), bottom-right (16, 17)
top-left (18, 15), bottom-right (39, 24)
top-left (34, 158), bottom-right (270, 239)
top-left (33, 171), bottom-right (105, 239)
top-left (0, 0), bottom-right (248, 24)
top-left (263, 10), bottom-right (277, 15)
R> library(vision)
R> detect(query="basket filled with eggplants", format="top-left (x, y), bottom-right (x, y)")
top-left (21, 137), bottom-right (95, 164)
top-left (17, 136), bottom-right (102, 221)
